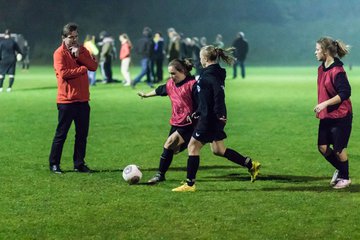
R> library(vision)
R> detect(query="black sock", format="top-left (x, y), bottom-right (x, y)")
top-left (0, 77), bottom-right (4, 88)
top-left (322, 148), bottom-right (341, 170)
top-left (223, 148), bottom-right (252, 169)
top-left (9, 77), bottom-right (14, 88)
top-left (338, 160), bottom-right (349, 179)
top-left (158, 148), bottom-right (174, 175)
top-left (186, 155), bottom-right (199, 186)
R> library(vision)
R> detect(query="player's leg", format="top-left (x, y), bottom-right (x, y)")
top-left (172, 137), bottom-right (203, 192)
top-left (148, 130), bottom-right (185, 183)
top-left (211, 140), bottom-right (260, 182)
top-left (332, 116), bottom-right (352, 189)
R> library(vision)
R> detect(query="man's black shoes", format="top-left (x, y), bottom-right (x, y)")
top-left (50, 165), bottom-right (63, 174)
top-left (74, 164), bottom-right (92, 173)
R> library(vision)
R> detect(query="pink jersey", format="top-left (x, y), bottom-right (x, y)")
top-left (166, 78), bottom-right (196, 126)
top-left (317, 65), bottom-right (352, 119)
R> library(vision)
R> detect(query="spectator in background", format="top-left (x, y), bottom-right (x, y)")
top-left (151, 32), bottom-right (164, 83)
top-left (98, 31), bottom-right (115, 83)
top-left (191, 37), bottom-right (201, 76)
top-left (119, 33), bottom-right (132, 86)
top-left (132, 27), bottom-right (154, 88)
top-left (0, 29), bottom-right (22, 92)
top-left (21, 40), bottom-right (30, 70)
top-left (49, 22), bottom-right (98, 174)
top-left (200, 36), bottom-right (207, 48)
top-left (84, 34), bottom-right (99, 86)
top-left (213, 34), bottom-right (224, 48)
top-left (167, 28), bottom-right (180, 63)
top-left (232, 31), bottom-right (249, 79)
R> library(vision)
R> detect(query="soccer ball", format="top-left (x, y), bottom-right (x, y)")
top-left (122, 164), bottom-right (142, 184)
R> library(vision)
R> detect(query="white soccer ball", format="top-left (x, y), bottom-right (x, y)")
top-left (16, 53), bottom-right (22, 62)
top-left (122, 164), bottom-right (142, 184)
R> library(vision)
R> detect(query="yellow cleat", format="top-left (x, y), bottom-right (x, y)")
top-left (249, 161), bottom-right (261, 182)
top-left (172, 183), bottom-right (196, 192)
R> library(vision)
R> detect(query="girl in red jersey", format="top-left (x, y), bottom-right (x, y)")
top-left (137, 59), bottom-right (197, 183)
top-left (314, 37), bottom-right (352, 189)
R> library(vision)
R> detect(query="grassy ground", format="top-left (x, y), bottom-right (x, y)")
top-left (0, 65), bottom-right (359, 239)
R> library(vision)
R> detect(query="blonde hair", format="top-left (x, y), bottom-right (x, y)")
top-left (120, 33), bottom-right (132, 48)
top-left (317, 37), bottom-right (350, 58)
top-left (201, 45), bottom-right (235, 65)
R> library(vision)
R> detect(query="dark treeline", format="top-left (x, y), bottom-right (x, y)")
top-left (1, 0), bottom-right (359, 65)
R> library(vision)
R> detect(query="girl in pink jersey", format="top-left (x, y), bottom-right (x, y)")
top-left (314, 37), bottom-right (352, 189)
top-left (137, 59), bottom-right (197, 183)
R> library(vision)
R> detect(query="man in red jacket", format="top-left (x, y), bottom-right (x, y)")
top-left (49, 23), bottom-right (98, 174)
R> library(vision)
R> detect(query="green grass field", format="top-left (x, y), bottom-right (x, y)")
top-left (1, 65), bottom-right (359, 239)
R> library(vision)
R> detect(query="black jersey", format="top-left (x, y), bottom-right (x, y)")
top-left (195, 63), bottom-right (227, 129)
top-left (0, 37), bottom-right (21, 63)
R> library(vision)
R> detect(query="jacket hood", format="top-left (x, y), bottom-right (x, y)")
top-left (202, 63), bottom-right (226, 81)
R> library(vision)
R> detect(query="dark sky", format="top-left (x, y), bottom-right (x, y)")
top-left (1, 0), bottom-right (360, 65)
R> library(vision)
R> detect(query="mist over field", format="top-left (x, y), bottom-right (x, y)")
top-left (1, 0), bottom-right (359, 65)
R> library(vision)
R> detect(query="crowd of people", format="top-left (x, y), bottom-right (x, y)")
top-left (79, 26), bottom-right (249, 88)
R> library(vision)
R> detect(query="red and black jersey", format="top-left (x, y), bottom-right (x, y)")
top-left (317, 58), bottom-right (352, 119)
top-left (155, 76), bottom-right (197, 126)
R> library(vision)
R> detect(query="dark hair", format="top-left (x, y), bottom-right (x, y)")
top-left (62, 23), bottom-right (78, 37)
top-left (317, 37), bottom-right (350, 59)
top-left (168, 58), bottom-right (194, 76)
top-left (200, 45), bottom-right (235, 65)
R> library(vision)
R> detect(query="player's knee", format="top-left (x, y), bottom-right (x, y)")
top-left (318, 145), bottom-right (328, 156)
top-left (212, 148), bottom-right (223, 156)
top-left (164, 137), bottom-right (179, 150)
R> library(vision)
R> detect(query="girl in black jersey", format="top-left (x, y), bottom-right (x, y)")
top-left (172, 45), bottom-right (260, 192)
top-left (138, 59), bottom-right (197, 183)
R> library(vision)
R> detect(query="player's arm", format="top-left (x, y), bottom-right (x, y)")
top-left (138, 83), bottom-right (168, 98)
top-left (76, 46), bottom-right (98, 71)
top-left (314, 72), bottom-right (351, 113)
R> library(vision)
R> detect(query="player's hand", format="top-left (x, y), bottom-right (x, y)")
top-left (137, 92), bottom-right (146, 98)
top-left (70, 46), bottom-right (79, 57)
top-left (314, 102), bottom-right (327, 113)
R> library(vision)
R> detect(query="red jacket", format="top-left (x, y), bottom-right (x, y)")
top-left (119, 41), bottom-right (131, 60)
top-left (317, 64), bottom-right (352, 119)
top-left (53, 43), bottom-right (98, 103)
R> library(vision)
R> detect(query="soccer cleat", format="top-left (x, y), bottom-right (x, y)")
top-left (249, 161), bottom-right (261, 182)
top-left (330, 169), bottom-right (339, 186)
top-left (148, 173), bottom-right (166, 184)
top-left (172, 183), bottom-right (196, 192)
top-left (50, 165), bottom-right (63, 174)
top-left (74, 164), bottom-right (92, 173)
top-left (0, 88), bottom-right (3, 92)
top-left (6, 88), bottom-right (11, 92)
top-left (333, 178), bottom-right (351, 189)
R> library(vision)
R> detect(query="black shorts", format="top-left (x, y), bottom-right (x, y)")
top-left (192, 118), bottom-right (227, 143)
top-left (318, 114), bottom-right (352, 153)
top-left (0, 61), bottom-right (16, 75)
top-left (169, 124), bottom-right (194, 152)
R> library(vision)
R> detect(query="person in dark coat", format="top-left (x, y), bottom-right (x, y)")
top-left (232, 32), bottom-right (248, 79)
